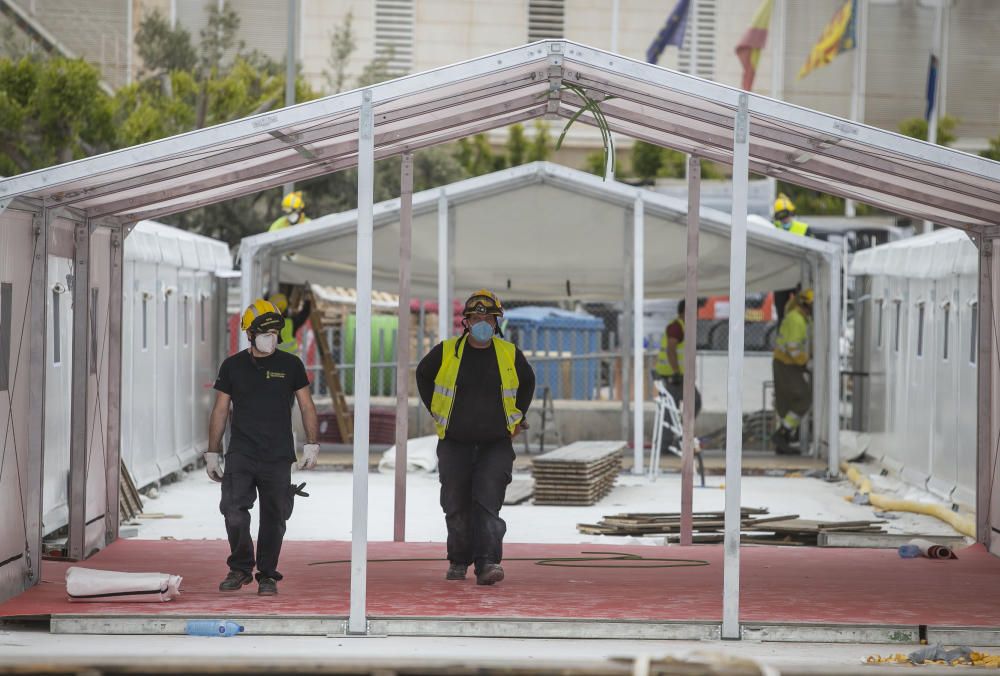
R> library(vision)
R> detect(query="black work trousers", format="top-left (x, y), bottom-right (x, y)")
top-left (219, 453), bottom-right (292, 581)
top-left (437, 437), bottom-right (515, 573)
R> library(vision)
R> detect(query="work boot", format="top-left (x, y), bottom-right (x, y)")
top-left (218, 569), bottom-right (253, 592)
top-left (772, 427), bottom-right (800, 455)
top-left (257, 576), bottom-right (278, 596)
top-left (445, 563), bottom-right (468, 580)
top-left (476, 563), bottom-right (505, 586)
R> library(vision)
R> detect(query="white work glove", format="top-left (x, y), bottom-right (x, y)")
top-left (205, 452), bottom-right (223, 482)
top-left (298, 443), bottom-right (320, 471)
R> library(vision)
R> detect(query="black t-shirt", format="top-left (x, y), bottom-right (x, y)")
top-left (214, 349), bottom-right (310, 462)
top-left (416, 337), bottom-right (535, 444)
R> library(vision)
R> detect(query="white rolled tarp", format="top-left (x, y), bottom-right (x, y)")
top-left (66, 566), bottom-right (182, 602)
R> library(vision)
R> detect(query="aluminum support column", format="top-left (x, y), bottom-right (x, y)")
top-left (976, 235), bottom-right (994, 548)
top-left (104, 228), bottom-right (124, 544)
top-left (827, 252), bottom-right (842, 477)
top-left (25, 208), bottom-right (48, 585)
top-left (349, 89), bottom-right (374, 635)
top-left (437, 192), bottom-right (449, 342)
top-left (393, 153), bottom-right (413, 542)
top-left (722, 93), bottom-right (750, 640)
top-left (680, 157), bottom-right (701, 546)
top-left (622, 210), bottom-right (634, 467)
top-left (68, 220), bottom-right (91, 560)
top-left (632, 197), bottom-right (645, 474)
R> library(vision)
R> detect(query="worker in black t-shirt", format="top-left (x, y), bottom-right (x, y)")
top-left (416, 290), bottom-right (535, 586)
top-left (205, 298), bottom-right (319, 597)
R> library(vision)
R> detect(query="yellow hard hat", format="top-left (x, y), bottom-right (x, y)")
top-left (281, 191), bottom-right (305, 213)
top-left (241, 298), bottom-right (283, 332)
top-left (774, 193), bottom-right (796, 220)
top-left (798, 288), bottom-right (815, 306)
top-left (463, 289), bottom-right (504, 317)
top-left (268, 292), bottom-right (288, 313)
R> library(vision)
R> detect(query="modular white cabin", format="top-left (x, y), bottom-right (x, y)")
top-left (852, 228), bottom-right (979, 508)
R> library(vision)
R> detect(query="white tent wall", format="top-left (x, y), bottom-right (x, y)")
top-left (852, 230), bottom-right (982, 509)
top-left (0, 203), bottom-right (42, 604)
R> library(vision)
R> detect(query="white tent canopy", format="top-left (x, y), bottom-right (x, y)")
top-left (2, 39), bottom-right (999, 639)
top-left (851, 227), bottom-right (978, 279)
top-left (241, 162), bottom-right (837, 300)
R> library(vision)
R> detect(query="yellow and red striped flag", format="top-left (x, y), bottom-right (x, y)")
top-left (797, 0), bottom-right (858, 79)
top-left (735, 0), bottom-right (774, 91)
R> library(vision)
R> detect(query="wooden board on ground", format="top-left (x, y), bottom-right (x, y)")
top-left (531, 441), bottom-right (624, 507)
top-left (504, 479), bottom-right (534, 505)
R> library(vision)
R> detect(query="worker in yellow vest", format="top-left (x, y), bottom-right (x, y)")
top-left (267, 292), bottom-right (312, 356)
top-left (268, 192), bottom-right (310, 232)
top-left (772, 194), bottom-right (811, 323)
top-left (416, 289), bottom-right (535, 587)
top-left (771, 289), bottom-right (813, 455)
top-left (654, 300), bottom-right (702, 416)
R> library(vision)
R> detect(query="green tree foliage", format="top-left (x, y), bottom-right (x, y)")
top-left (324, 10), bottom-right (356, 94)
top-left (135, 10), bottom-right (197, 75)
top-left (630, 140), bottom-right (663, 182)
top-left (980, 133), bottom-right (1000, 162)
top-left (0, 57), bottom-right (114, 174)
top-left (898, 115), bottom-right (958, 146)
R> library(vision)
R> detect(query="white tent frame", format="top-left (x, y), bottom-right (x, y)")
top-left (2, 40), bottom-right (999, 639)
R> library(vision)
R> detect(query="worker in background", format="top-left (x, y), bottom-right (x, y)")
top-left (416, 290), bottom-right (535, 586)
top-left (268, 291), bottom-right (312, 355)
top-left (268, 191), bottom-right (310, 232)
top-left (205, 299), bottom-right (320, 596)
top-left (655, 299), bottom-right (703, 420)
top-left (772, 194), bottom-right (811, 323)
top-left (771, 289), bottom-right (813, 455)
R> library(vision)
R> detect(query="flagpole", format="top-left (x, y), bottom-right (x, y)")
top-left (924, 1), bottom-right (944, 234)
top-left (845, 0), bottom-right (868, 218)
top-left (768, 0), bottom-right (785, 207)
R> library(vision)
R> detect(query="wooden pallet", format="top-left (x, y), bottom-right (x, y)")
top-left (119, 460), bottom-right (143, 523)
top-left (531, 441), bottom-right (625, 506)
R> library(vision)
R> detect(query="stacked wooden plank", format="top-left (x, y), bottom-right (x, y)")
top-left (579, 509), bottom-right (888, 546)
top-left (531, 441), bottom-right (625, 505)
top-left (119, 459), bottom-right (144, 523)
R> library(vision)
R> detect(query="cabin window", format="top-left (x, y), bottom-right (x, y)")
top-left (893, 301), bottom-right (902, 352)
top-left (916, 303), bottom-right (925, 357)
top-left (52, 288), bottom-right (61, 365)
top-left (200, 295), bottom-right (206, 343)
top-left (90, 288), bottom-right (98, 374)
top-left (183, 296), bottom-right (190, 347)
top-left (0, 283), bottom-right (11, 391)
top-left (141, 295), bottom-right (149, 351)
top-left (876, 299), bottom-right (884, 348)
top-left (971, 301), bottom-right (979, 365)
top-left (942, 304), bottom-right (950, 361)
top-left (164, 293), bottom-right (170, 348)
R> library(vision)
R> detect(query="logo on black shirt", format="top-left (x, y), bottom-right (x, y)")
top-left (265, 370), bottom-right (286, 380)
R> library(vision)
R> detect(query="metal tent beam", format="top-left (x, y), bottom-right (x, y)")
top-left (680, 157), bottom-right (700, 546)
top-left (348, 89), bottom-right (375, 635)
top-left (25, 206), bottom-right (48, 587)
top-left (722, 93), bottom-right (750, 641)
top-left (68, 219), bottom-right (91, 561)
top-left (393, 152), bottom-right (413, 543)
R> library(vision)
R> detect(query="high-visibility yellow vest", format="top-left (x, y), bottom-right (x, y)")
top-left (277, 317), bottom-right (298, 354)
top-left (775, 219), bottom-right (809, 237)
top-left (655, 319), bottom-right (684, 377)
top-left (268, 214), bottom-right (311, 232)
top-left (774, 306), bottom-right (810, 366)
top-left (430, 335), bottom-right (522, 439)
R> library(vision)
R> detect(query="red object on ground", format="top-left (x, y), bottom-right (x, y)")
top-left (2, 540), bottom-right (999, 626)
top-left (317, 408), bottom-right (396, 444)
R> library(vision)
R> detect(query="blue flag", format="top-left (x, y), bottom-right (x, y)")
top-left (925, 54), bottom-right (939, 121)
top-left (646, 0), bottom-right (691, 64)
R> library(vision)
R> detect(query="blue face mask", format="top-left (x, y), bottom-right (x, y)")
top-left (469, 320), bottom-right (494, 343)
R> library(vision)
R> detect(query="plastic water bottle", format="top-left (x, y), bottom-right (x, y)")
top-left (185, 620), bottom-right (244, 637)
top-left (897, 543), bottom-right (921, 559)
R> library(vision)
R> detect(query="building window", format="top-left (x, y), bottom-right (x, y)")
top-left (677, 0), bottom-right (717, 81)
top-left (893, 300), bottom-right (901, 353)
top-left (916, 302), bottom-right (925, 357)
top-left (876, 299), bottom-right (884, 348)
top-left (942, 303), bottom-right (950, 361)
top-left (528, 0), bottom-right (564, 41)
top-left (970, 301), bottom-right (978, 365)
top-left (375, 0), bottom-right (414, 76)
top-left (0, 283), bottom-right (11, 391)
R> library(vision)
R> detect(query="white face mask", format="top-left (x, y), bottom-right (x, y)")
top-left (287, 211), bottom-right (301, 225)
top-left (253, 333), bottom-right (278, 354)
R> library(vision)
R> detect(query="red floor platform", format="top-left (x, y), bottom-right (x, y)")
top-left (2, 539), bottom-right (999, 633)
